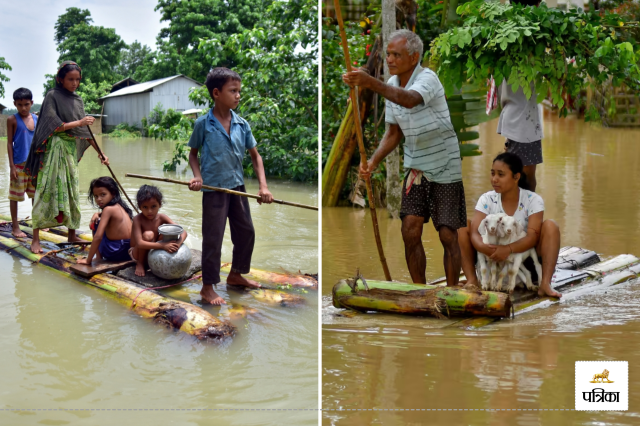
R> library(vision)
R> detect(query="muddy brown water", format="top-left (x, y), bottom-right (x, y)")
top-left (322, 112), bottom-right (640, 424)
top-left (0, 136), bottom-right (318, 425)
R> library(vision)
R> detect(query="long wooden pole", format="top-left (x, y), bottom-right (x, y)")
top-left (125, 173), bottom-right (318, 211)
top-left (86, 125), bottom-right (140, 214)
top-left (333, 0), bottom-right (392, 281)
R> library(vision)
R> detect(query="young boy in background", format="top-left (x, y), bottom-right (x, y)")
top-left (6, 88), bottom-right (37, 237)
top-left (188, 67), bottom-right (273, 305)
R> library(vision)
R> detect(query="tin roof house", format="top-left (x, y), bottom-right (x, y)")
top-left (98, 75), bottom-right (203, 131)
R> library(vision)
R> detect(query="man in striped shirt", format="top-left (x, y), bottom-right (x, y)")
top-left (343, 29), bottom-right (466, 286)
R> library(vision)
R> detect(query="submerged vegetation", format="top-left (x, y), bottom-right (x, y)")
top-left (108, 123), bottom-right (141, 138)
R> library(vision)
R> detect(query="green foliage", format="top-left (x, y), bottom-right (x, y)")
top-left (57, 23), bottom-right (127, 85)
top-left (322, 16), bottom-right (376, 163)
top-left (148, 108), bottom-right (189, 140)
top-left (145, 0), bottom-right (274, 83)
top-left (141, 105), bottom-right (194, 171)
top-left (141, 103), bottom-right (166, 136)
top-left (75, 78), bottom-right (112, 114)
top-left (0, 56), bottom-right (11, 99)
top-left (191, 0), bottom-right (318, 181)
top-left (429, 1), bottom-right (640, 119)
top-left (117, 41), bottom-right (154, 78)
top-left (54, 7), bottom-right (93, 45)
top-left (109, 123), bottom-right (142, 138)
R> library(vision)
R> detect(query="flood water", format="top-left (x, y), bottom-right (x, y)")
top-left (322, 112), bottom-right (640, 424)
top-left (0, 136), bottom-right (319, 425)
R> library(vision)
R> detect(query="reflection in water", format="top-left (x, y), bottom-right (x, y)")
top-left (0, 136), bottom-right (318, 425)
top-left (323, 114), bottom-right (640, 424)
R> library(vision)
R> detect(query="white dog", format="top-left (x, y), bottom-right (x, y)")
top-left (495, 216), bottom-right (543, 293)
top-left (476, 213), bottom-right (506, 290)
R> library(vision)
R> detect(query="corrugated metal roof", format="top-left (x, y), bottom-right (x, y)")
top-left (99, 75), bottom-right (202, 100)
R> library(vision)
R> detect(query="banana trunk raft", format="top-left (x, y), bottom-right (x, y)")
top-left (0, 219), bottom-right (316, 340)
top-left (332, 247), bottom-right (640, 328)
top-left (333, 280), bottom-right (512, 318)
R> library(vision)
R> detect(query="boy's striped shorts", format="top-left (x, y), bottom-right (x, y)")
top-left (8, 162), bottom-right (35, 202)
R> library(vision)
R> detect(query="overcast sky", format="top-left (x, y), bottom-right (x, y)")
top-left (0, 0), bottom-right (166, 106)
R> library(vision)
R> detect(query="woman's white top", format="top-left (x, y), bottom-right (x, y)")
top-left (475, 189), bottom-right (544, 229)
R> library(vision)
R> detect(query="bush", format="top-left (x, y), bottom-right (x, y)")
top-left (109, 122), bottom-right (141, 138)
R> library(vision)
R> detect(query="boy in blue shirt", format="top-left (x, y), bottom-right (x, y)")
top-left (188, 68), bottom-right (273, 305)
top-left (6, 88), bottom-right (37, 238)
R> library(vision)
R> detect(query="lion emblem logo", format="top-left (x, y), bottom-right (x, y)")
top-left (590, 369), bottom-right (614, 383)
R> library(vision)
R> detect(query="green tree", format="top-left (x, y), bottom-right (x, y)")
top-left (0, 57), bottom-right (11, 99)
top-left (76, 78), bottom-right (112, 114)
top-left (57, 23), bottom-right (127, 84)
top-left (54, 7), bottom-right (93, 45)
top-left (429, 1), bottom-right (640, 118)
top-left (149, 0), bottom-right (273, 82)
top-left (131, 41), bottom-right (181, 82)
top-left (117, 40), bottom-right (154, 78)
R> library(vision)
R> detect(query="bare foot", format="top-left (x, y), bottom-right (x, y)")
top-left (42, 228), bottom-right (49, 232)
top-left (135, 263), bottom-right (146, 277)
top-left (462, 281), bottom-right (481, 291)
top-left (226, 271), bottom-right (261, 288)
top-left (201, 284), bottom-right (227, 305)
top-left (538, 282), bottom-right (562, 298)
top-left (30, 241), bottom-right (43, 254)
top-left (12, 226), bottom-right (27, 238)
top-left (68, 236), bottom-right (85, 243)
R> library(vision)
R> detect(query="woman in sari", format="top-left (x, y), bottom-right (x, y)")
top-left (25, 61), bottom-right (110, 254)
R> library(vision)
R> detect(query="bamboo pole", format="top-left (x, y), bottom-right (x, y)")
top-left (86, 125), bottom-right (140, 214)
top-left (125, 173), bottom-right (318, 211)
top-left (333, 0), bottom-right (392, 281)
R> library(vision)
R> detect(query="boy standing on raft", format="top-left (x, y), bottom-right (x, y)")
top-left (188, 67), bottom-right (274, 305)
top-left (6, 88), bottom-right (37, 238)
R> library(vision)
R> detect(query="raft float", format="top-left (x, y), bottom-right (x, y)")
top-left (332, 246), bottom-right (640, 329)
top-left (0, 216), bottom-right (316, 341)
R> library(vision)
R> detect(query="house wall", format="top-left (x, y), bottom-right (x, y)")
top-left (102, 92), bottom-right (150, 131)
top-left (149, 77), bottom-right (201, 112)
top-left (0, 115), bottom-right (7, 137)
top-left (89, 117), bottom-right (102, 135)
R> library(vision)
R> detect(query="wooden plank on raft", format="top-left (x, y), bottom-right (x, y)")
top-left (69, 259), bottom-right (136, 278)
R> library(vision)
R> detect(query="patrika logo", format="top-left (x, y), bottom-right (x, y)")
top-left (590, 369), bottom-right (614, 383)
top-left (576, 361), bottom-right (628, 411)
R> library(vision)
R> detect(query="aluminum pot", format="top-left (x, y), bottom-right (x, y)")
top-left (148, 224), bottom-right (192, 280)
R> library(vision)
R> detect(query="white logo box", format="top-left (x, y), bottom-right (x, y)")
top-left (575, 361), bottom-right (628, 411)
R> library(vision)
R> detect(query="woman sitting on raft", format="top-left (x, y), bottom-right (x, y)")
top-left (457, 152), bottom-right (562, 298)
top-left (24, 61), bottom-right (109, 254)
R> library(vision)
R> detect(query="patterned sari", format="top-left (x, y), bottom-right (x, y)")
top-left (31, 132), bottom-right (82, 229)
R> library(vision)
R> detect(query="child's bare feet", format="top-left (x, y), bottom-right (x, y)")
top-left (226, 271), bottom-right (261, 288)
top-left (30, 241), bottom-right (43, 254)
top-left (135, 263), bottom-right (146, 277)
top-left (12, 225), bottom-right (27, 238)
top-left (201, 284), bottom-right (227, 305)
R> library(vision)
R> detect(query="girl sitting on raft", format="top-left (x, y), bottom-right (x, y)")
top-left (24, 61), bottom-right (110, 254)
top-left (457, 152), bottom-right (562, 298)
top-left (77, 177), bottom-right (133, 264)
top-left (130, 185), bottom-right (187, 277)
